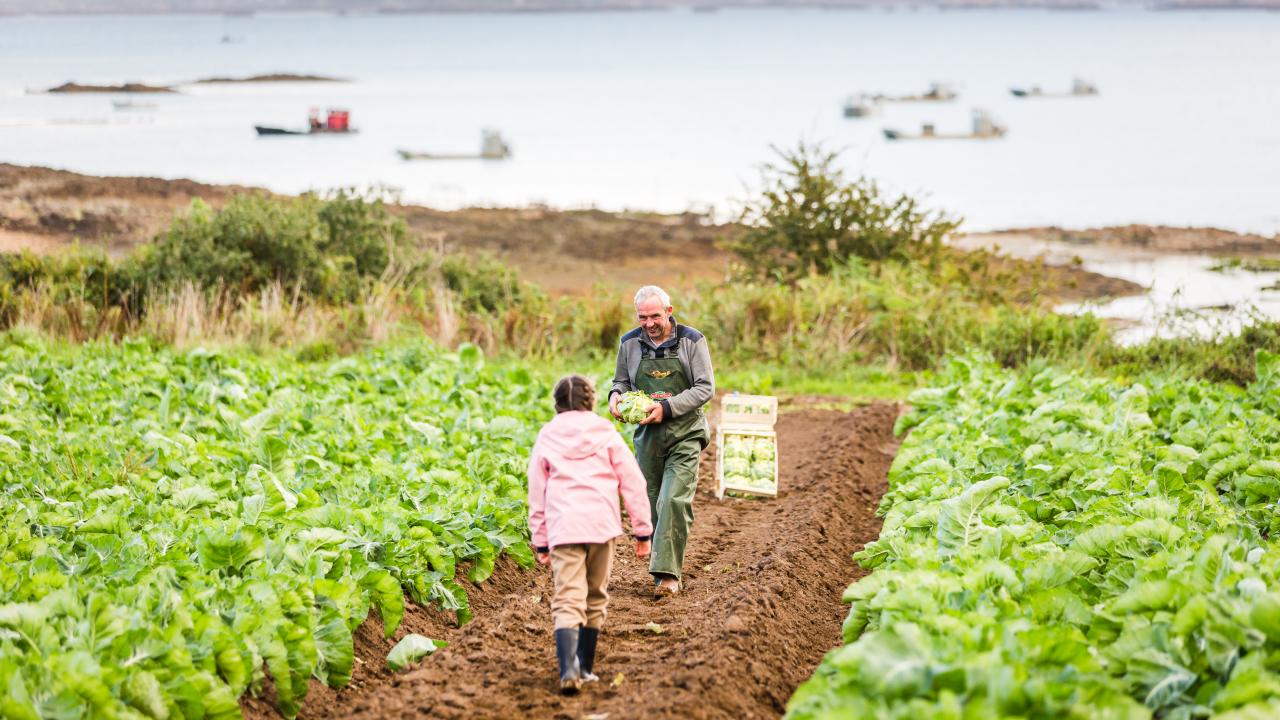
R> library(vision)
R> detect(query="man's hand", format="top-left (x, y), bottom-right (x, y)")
top-left (536, 550), bottom-right (550, 565)
top-left (638, 403), bottom-right (664, 425)
top-left (609, 393), bottom-right (623, 420)
top-left (635, 539), bottom-right (651, 559)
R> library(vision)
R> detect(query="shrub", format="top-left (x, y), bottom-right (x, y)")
top-left (440, 252), bottom-right (532, 314)
top-left (134, 190), bottom-right (406, 302)
top-left (727, 143), bottom-right (960, 280)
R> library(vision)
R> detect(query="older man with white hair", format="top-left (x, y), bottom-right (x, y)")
top-left (608, 285), bottom-right (715, 597)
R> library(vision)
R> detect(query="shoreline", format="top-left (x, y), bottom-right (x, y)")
top-left (45, 81), bottom-right (174, 93)
top-left (190, 73), bottom-right (345, 84)
top-left (40, 74), bottom-right (345, 94)
top-left (963, 225), bottom-right (1280, 257)
top-left (4, 163), bottom-right (1273, 301)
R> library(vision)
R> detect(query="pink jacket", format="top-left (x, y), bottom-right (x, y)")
top-left (528, 410), bottom-right (653, 551)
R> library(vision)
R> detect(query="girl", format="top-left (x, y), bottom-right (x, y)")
top-left (528, 374), bottom-right (653, 694)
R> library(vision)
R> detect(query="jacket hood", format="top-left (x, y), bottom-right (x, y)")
top-left (537, 411), bottom-right (619, 459)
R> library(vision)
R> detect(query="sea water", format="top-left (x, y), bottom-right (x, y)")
top-left (1, 7), bottom-right (1278, 235)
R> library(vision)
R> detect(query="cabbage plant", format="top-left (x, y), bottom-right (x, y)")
top-left (0, 337), bottom-right (543, 719)
top-left (788, 351), bottom-right (1280, 719)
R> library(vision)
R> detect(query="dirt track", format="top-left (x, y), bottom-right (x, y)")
top-left (241, 402), bottom-right (900, 720)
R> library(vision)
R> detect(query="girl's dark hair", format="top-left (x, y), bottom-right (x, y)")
top-left (553, 374), bottom-right (596, 414)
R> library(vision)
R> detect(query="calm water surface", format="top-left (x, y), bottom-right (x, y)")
top-left (2, 8), bottom-right (1279, 233)
top-left (958, 234), bottom-right (1280, 343)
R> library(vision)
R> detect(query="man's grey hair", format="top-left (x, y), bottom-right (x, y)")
top-left (634, 285), bottom-right (671, 309)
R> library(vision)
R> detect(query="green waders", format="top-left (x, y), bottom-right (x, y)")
top-left (632, 346), bottom-right (708, 583)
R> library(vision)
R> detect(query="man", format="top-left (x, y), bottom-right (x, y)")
top-left (609, 285), bottom-right (714, 598)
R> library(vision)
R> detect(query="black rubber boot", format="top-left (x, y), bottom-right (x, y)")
top-left (555, 628), bottom-right (582, 695)
top-left (578, 626), bottom-right (600, 683)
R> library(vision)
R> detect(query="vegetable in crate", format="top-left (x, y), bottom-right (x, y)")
top-left (617, 391), bottom-right (656, 423)
top-left (752, 437), bottom-right (776, 461)
top-left (751, 460), bottom-right (775, 482)
top-left (724, 435), bottom-right (753, 459)
top-left (723, 457), bottom-right (750, 475)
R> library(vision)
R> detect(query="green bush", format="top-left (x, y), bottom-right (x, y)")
top-left (440, 252), bottom-right (533, 314)
top-left (727, 143), bottom-right (960, 280)
top-left (134, 191), bottom-right (406, 302)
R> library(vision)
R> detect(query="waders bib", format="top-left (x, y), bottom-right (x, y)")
top-left (632, 340), bottom-right (708, 582)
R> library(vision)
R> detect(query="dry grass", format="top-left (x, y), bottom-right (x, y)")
top-left (5, 280), bottom-right (416, 355)
top-left (1, 242), bottom-right (1119, 378)
top-left (7, 284), bottom-right (129, 342)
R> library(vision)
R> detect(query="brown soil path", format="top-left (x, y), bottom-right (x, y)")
top-left (243, 402), bottom-right (900, 720)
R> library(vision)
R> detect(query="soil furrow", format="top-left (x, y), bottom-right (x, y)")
top-left (243, 401), bottom-right (900, 720)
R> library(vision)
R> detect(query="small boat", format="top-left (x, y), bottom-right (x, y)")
top-left (255, 125), bottom-right (358, 136)
top-left (112, 100), bottom-right (157, 111)
top-left (842, 94), bottom-right (879, 118)
top-left (398, 130), bottom-right (512, 161)
top-left (881, 83), bottom-right (957, 103)
top-left (883, 109), bottom-right (1006, 141)
top-left (255, 108), bottom-right (356, 136)
top-left (1072, 77), bottom-right (1099, 96)
top-left (1011, 77), bottom-right (1098, 98)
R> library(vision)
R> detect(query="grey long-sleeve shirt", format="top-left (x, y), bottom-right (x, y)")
top-left (609, 319), bottom-right (715, 420)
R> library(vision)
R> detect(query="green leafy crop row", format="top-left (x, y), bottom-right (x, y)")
top-left (788, 352), bottom-right (1280, 720)
top-left (0, 333), bottom-right (545, 719)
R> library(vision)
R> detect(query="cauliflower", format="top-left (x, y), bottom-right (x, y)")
top-left (618, 391), bottom-right (657, 424)
top-left (751, 460), bottom-right (775, 482)
top-left (724, 435), bottom-right (753, 459)
top-left (752, 437), bottom-right (776, 461)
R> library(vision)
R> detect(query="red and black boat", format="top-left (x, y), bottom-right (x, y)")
top-left (255, 108), bottom-right (356, 136)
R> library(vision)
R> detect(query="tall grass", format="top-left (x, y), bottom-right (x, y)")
top-left (682, 258), bottom-right (1110, 371)
top-left (9, 242), bottom-right (1275, 385)
top-left (4, 190), bottom-right (1276, 387)
top-left (1098, 316), bottom-right (1280, 385)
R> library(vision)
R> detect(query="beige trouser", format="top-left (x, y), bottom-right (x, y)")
top-left (550, 539), bottom-right (615, 630)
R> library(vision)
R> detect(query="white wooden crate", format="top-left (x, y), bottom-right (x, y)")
top-left (715, 393), bottom-right (779, 499)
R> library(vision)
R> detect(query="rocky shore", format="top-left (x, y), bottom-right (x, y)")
top-left (42, 73), bottom-right (345, 94)
top-left (45, 82), bottom-right (174, 93)
top-left (191, 73), bottom-right (345, 84)
top-left (970, 225), bottom-right (1280, 256)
